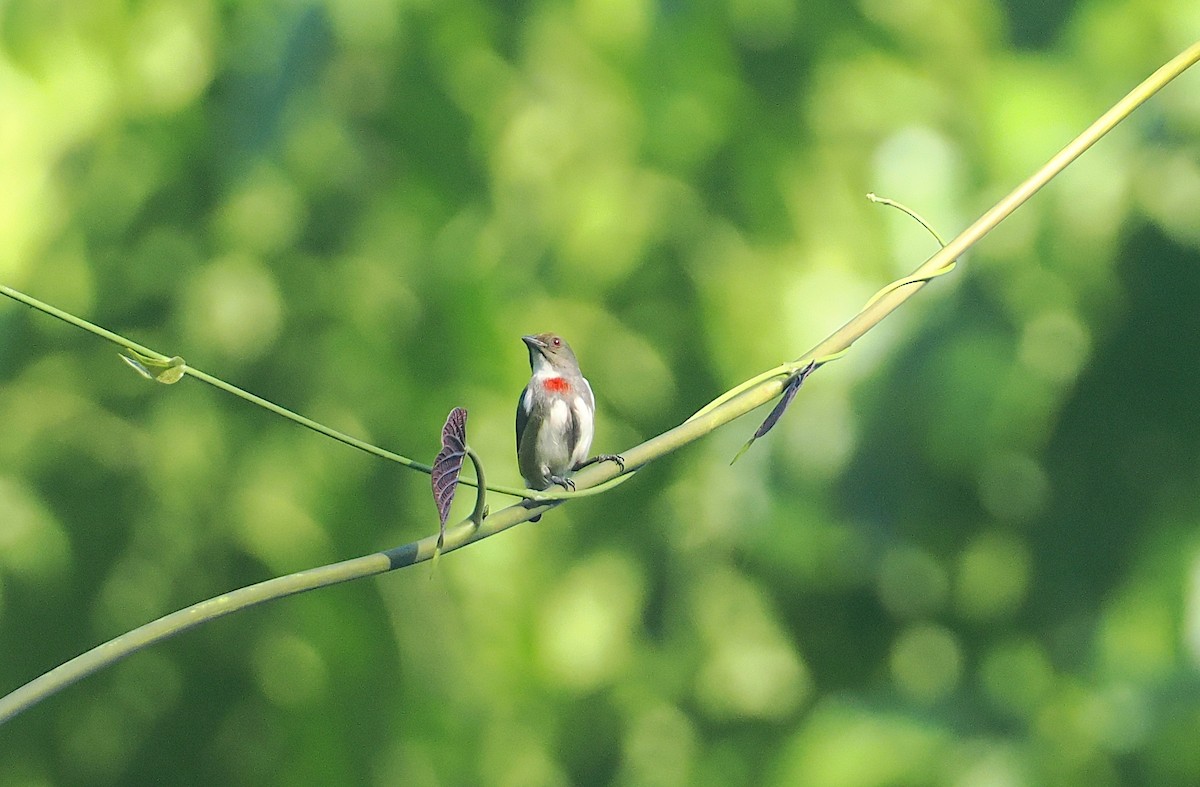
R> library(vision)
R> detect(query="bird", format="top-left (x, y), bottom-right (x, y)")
top-left (516, 333), bottom-right (623, 505)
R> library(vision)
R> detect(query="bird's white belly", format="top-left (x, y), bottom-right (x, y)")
top-left (536, 399), bottom-right (574, 474)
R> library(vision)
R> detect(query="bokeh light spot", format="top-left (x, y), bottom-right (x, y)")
top-left (235, 471), bottom-right (333, 572)
top-left (128, 0), bottom-right (214, 113)
top-left (183, 255), bottom-right (283, 361)
top-left (955, 530), bottom-right (1030, 621)
top-left (1185, 550), bottom-right (1200, 667)
top-left (890, 623), bottom-right (962, 703)
top-left (325, 0), bottom-right (400, 47)
top-left (690, 569), bottom-right (810, 719)
top-left (252, 630), bottom-right (329, 707)
top-left (878, 545), bottom-right (949, 620)
top-left (214, 168), bottom-right (306, 256)
top-left (537, 552), bottom-right (644, 691)
top-left (619, 704), bottom-right (698, 787)
top-left (980, 638), bottom-right (1054, 718)
top-left (977, 452), bottom-right (1049, 523)
top-left (1099, 588), bottom-right (1174, 680)
top-left (0, 476), bottom-right (70, 584)
top-left (1018, 310), bottom-right (1091, 387)
top-left (773, 700), bottom-right (949, 787)
top-left (93, 556), bottom-right (172, 634)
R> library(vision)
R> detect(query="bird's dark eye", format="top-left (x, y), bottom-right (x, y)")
top-left (552, 337), bottom-right (561, 347)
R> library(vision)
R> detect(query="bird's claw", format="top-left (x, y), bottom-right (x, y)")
top-left (574, 453), bottom-right (626, 473)
top-left (598, 453), bottom-right (625, 472)
top-left (548, 475), bottom-right (576, 492)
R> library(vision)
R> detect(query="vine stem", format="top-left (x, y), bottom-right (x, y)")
top-left (0, 284), bottom-right (532, 499)
top-left (1, 40), bottom-right (1198, 726)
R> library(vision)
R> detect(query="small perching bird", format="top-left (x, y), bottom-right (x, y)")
top-left (515, 333), bottom-right (622, 498)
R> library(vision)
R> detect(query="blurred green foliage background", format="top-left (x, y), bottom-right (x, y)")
top-left (2, 0), bottom-right (1199, 784)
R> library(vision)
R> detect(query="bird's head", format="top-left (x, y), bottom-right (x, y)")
top-left (522, 333), bottom-right (580, 375)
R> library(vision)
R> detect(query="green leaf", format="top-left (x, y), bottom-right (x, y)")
top-left (120, 352), bottom-right (187, 384)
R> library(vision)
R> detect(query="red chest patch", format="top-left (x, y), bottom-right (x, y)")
top-left (542, 377), bottom-right (570, 394)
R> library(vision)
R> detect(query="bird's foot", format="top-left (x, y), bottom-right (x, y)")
top-left (597, 453), bottom-right (625, 472)
top-left (547, 474), bottom-right (576, 492)
top-left (574, 453), bottom-right (625, 472)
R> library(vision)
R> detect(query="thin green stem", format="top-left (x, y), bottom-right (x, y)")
top-left (465, 447), bottom-right (488, 525)
top-left (0, 553), bottom-right (395, 725)
top-left (867, 193), bottom-right (949, 247)
top-left (0, 285), bottom-right (164, 360)
top-left (182, 367), bottom-right (434, 474)
top-left (806, 39), bottom-right (1200, 364)
top-left (0, 284), bottom-right (531, 498)
top-left (685, 351), bottom-right (846, 424)
top-left (522, 469), bottom-right (637, 501)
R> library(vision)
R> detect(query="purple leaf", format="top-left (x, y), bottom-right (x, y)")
top-left (432, 407), bottom-right (468, 551)
top-left (731, 361), bottom-right (817, 464)
top-left (753, 360), bottom-right (816, 439)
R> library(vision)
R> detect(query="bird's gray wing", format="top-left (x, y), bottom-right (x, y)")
top-left (516, 385), bottom-right (531, 454)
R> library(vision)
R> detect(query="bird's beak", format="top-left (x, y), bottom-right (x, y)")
top-left (522, 335), bottom-right (547, 352)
